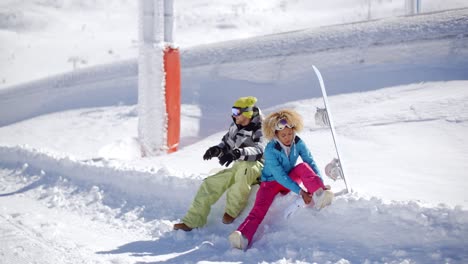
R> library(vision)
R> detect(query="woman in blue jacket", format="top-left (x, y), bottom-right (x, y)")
top-left (229, 109), bottom-right (334, 250)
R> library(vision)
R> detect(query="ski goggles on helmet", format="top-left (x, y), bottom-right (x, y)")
top-left (275, 118), bottom-right (294, 130)
top-left (231, 107), bottom-right (253, 117)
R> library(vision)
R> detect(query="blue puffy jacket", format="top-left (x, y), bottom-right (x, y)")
top-left (261, 136), bottom-right (322, 194)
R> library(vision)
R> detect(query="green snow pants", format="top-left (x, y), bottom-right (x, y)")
top-left (182, 160), bottom-right (263, 228)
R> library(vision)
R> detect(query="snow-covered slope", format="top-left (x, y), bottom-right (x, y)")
top-left (1, 80), bottom-right (468, 263)
top-left (2, 0), bottom-right (466, 89)
top-left (1, 3), bottom-right (468, 264)
top-left (1, 8), bottom-right (467, 131)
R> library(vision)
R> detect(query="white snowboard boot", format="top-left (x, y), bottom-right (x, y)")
top-left (312, 188), bottom-right (334, 209)
top-left (229, 231), bottom-right (248, 250)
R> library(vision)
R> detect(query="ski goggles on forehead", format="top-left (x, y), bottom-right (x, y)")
top-left (275, 118), bottom-right (294, 130)
top-left (231, 107), bottom-right (252, 117)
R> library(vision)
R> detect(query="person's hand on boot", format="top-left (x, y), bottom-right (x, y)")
top-left (300, 189), bottom-right (312, 204)
top-left (219, 149), bottom-right (241, 167)
top-left (203, 146), bottom-right (221, 160)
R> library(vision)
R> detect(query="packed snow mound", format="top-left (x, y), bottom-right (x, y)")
top-left (1, 162), bottom-right (467, 264)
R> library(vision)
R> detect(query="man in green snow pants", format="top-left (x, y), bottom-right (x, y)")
top-left (174, 96), bottom-right (265, 231)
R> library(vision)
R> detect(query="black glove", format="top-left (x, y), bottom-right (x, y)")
top-left (219, 149), bottom-right (241, 167)
top-left (203, 146), bottom-right (221, 160)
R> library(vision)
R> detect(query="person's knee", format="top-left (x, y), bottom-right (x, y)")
top-left (296, 162), bottom-right (312, 172)
top-left (199, 179), bottom-right (212, 193)
top-left (200, 174), bottom-right (227, 194)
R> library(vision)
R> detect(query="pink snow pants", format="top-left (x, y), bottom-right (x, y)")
top-left (236, 162), bottom-right (324, 246)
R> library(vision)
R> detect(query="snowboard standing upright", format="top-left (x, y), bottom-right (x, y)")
top-left (312, 65), bottom-right (351, 194)
top-left (284, 65), bottom-right (351, 219)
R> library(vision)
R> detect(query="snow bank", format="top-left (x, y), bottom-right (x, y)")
top-left (0, 145), bottom-right (199, 219)
top-left (1, 144), bottom-right (467, 263)
top-left (184, 8), bottom-right (468, 66)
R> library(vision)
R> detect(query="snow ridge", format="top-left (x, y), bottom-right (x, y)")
top-left (0, 145), bottom-right (198, 220)
top-left (1, 9), bottom-right (467, 127)
top-left (1, 144), bottom-right (468, 263)
top-left (184, 8), bottom-right (468, 67)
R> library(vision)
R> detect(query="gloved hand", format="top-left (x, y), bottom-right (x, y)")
top-left (218, 149), bottom-right (241, 167)
top-left (203, 146), bottom-right (221, 160)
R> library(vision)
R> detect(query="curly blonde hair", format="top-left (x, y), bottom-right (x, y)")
top-left (262, 109), bottom-right (304, 140)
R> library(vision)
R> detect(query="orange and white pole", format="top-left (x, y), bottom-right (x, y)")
top-left (138, 0), bottom-right (180, 156)
top-left (164, 0), bottom-right (180, 153)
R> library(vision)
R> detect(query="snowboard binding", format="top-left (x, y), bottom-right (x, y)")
top-left (325, 158), bottom-right (344, 181)
top-left (314, 107), bottom-right (330, 127)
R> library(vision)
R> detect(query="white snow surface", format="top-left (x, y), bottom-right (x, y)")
top-left (1, 1), bottom-right (468, 264)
